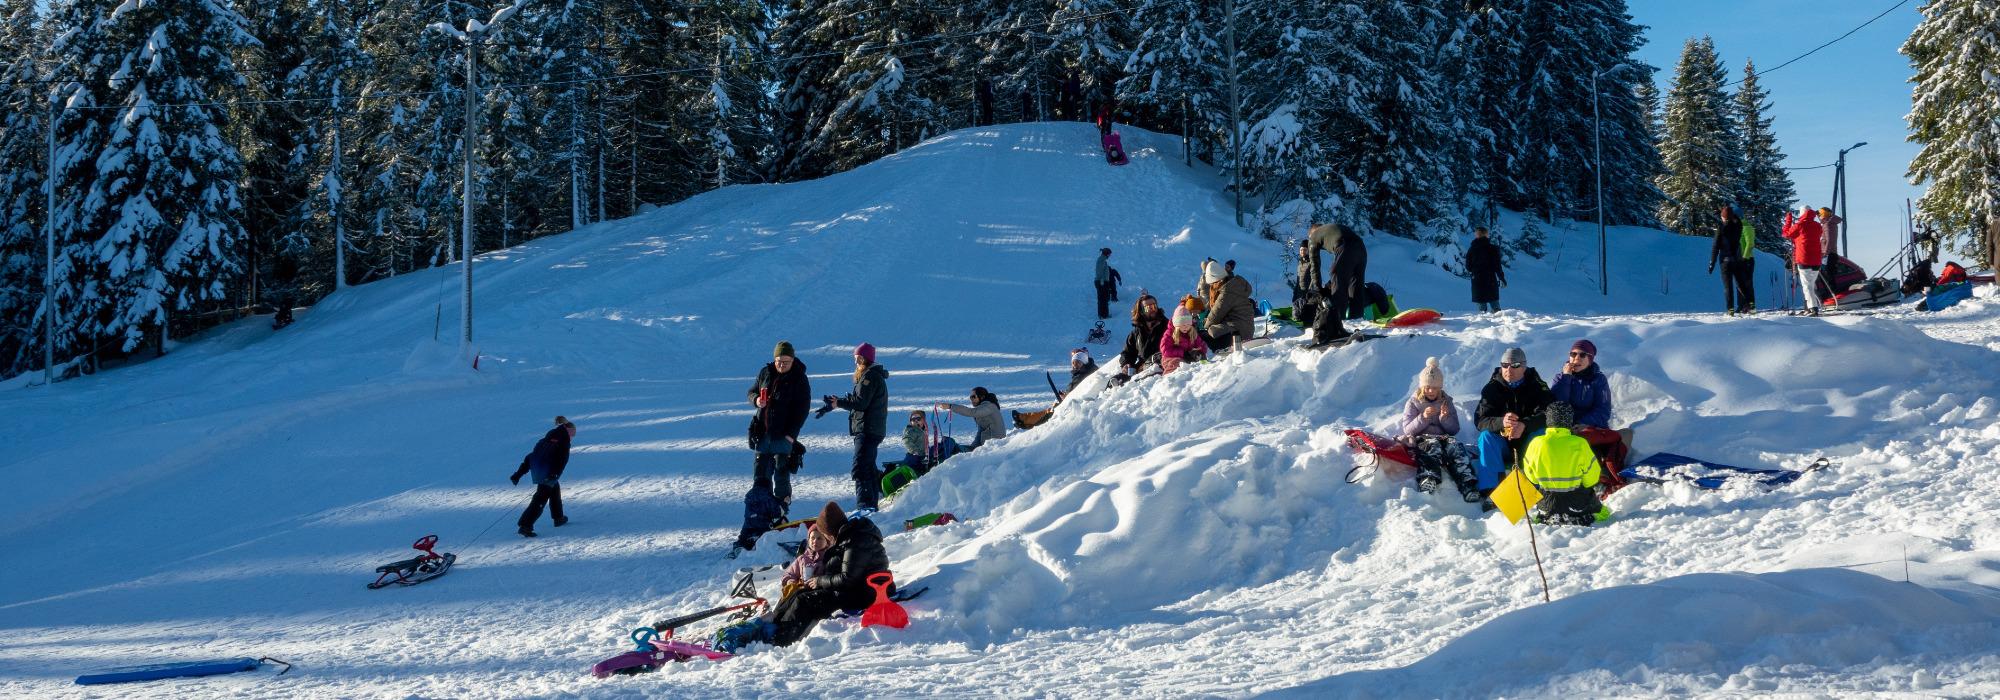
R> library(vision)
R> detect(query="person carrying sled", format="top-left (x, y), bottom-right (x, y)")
top-left (1784, 206), bottom-right (1827, 315)
top-left (938, 387), bottom-right (1007, 450)
top-left (1159, 304), bottom-right (1210, 374)
top-left (716, 502), bottom-right (893, 651)
top-left (509, 416), bottom-right (576, 537)
top-left (823, 343), bottom-right (889, 510)
top-left (1522, 402), bottom-right (1613, 526)
top-left (1304, 222), bottom-right (1369, 345)
top-left (1202, 259), bottom-right (1258, 351)
top-left (734, 342), bottom-right (811, 556)
top-left (1400, 358), bottom-right (1481, 502)
top-left (1116, 294), bottom-right (1171, 379)
top-left (1709, 204), bottom-right (1756, 315)
top-left (1473, 347), bottom-right (1552, 501)
top-left (1094, 248), bottom-right (1114, 320)
top-left (1466, 226), bottom-right (1506, 313)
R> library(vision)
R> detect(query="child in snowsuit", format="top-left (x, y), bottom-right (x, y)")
top-left (1400, 358), bottom-right (1481, 503)
top-left (1159, 304), bottom-right (1210, 374)
top-left (1523, 402), bottom-right (1613, 526)
top-left (510, 416), bottom-right (576, 537)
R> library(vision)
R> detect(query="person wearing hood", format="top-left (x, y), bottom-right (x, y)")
top-left (1817, 206), bottom-right (1842, 261)
top-left (1013, 349), bottom-right (1100, 431)
top-left (1400, 358), bottom-right (1480, 502)
top-left (1304, 222), bottom-right (1369, 345)
top-left (1159, 303), bottom-right (1210, 374)
top-left (1473, 346), bottom-right (1552, 499)
top-left (1202, 259), bottom-right (1258, 351)
top-left (825, 343), bottom-right (889, 510)
top-left (1785, 206), bottom-right (1827, 314)
top-left (733, 342), bottom-right (811, 556)
top-left (1116, 293), bottom-right (1170, 378)
top-left (1709, 204), bottom-right (1756, 315)
top-left (716, 502), bottom-right (894, 651)
top-left (509, 416), bottom-right (576, 537)
top-left (939, 387), bottom-right (1007, 450)
top-left (1094, 248), bottom-right (1114, 319)
top-left (1465, 226), bottom-right (1506, 313)
top-left (1523, 402), bottom-right (1614, 526)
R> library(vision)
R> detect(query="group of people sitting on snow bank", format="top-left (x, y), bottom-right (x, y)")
top-left (1395, 340), bottom-right (1621, 526)
top-left (1101, 256), bottom-right (1268, 383)
top-left (715, 500), bottom-right (894, 651)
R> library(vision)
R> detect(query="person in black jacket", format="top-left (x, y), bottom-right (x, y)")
top-left (510, 416), bottom-right (576, 537)
top-left (1472, 347), bottom-right (1553, 501)
top-left (734, 342), bottom-right (811, 555)
top-left (1466, 226), bottom-right (1506, 313)
top-left (975, 77), bottom-right (995, 126)
top-left (825, 343), bottom-right (889, 510)
top-left (1116, 294), bottom-right (1170, 379)
top-left (1305, 222), bottom-right (1369, 345)
top-left (769, 501), bottom-right (892, 646)
top-left (1709, 204), bottom-right (1756, 315)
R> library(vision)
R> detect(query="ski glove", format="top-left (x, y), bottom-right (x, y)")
top-left (510, 472), bottom-right (522, 485)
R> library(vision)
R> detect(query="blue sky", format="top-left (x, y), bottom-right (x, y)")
top-left (1630, 0), bottom-right (1924, 273)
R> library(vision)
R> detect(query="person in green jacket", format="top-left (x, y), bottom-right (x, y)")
top-left (1522, 401), bottom-right (1613, 526)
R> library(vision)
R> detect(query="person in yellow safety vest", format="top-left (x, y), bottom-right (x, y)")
top-left (1522, 401), bottom-right (1613, 526)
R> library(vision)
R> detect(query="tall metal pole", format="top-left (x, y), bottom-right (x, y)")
top-left (43, 100), bottom-right (57, 384)
top-left (461, 35), bottom-right (477, 349)
top-left (1225, 0), bottom-right (1241, 226)
top-left (1593, 72), bottom-right (1607, 296)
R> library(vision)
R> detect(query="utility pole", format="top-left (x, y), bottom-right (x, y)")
top-left (1830, 141), bottom-right (1865, 266)
top-left (1225, 0), bottom-right (1241, 226)
top-left (461, 33), bottom-right (477, 348)
top-left (1592, 63), bottom-right (1632, 296)
top-left (43, 99), bottom-right (57, 384)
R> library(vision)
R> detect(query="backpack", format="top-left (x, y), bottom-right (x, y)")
top-left (1362, 282), bottom-right (1398, 321)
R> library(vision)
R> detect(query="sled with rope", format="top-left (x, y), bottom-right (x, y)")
top-left (367, 535), bottom-right (456, 589)
top-left (590, 568), bottom-right (770, 677)
top-left (1343, 429), bottom-right (1420, 483)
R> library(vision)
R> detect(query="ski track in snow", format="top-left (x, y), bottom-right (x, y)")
top-left (1, 124), bottom-right (1997, 698)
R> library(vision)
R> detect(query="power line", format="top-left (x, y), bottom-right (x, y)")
top-left (1785, 162), bottom-right (1836, 171)
top-left (1726, 0), bottom-right (1912, 88)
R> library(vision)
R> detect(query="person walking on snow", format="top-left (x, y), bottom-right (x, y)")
top-left (1465, 226), bottom-right (1506, 313)
top-left (1159, 303), bottom-right (1210, 373)
top-left (1473, 346), bottom-right (1552, 501)
top-left (823, 343), bottom-right (889, 510)
top-left (1094, 248), bottom-right (1114, 320)
top-left (733, 342), bottom-right (811, 556)
top-left (1304, 222), bottom-right (1369, 345)
top-left (1709, 204), bottom-right (1756, 315)
top-left (1523, 402), bottom-right (1614, 526)
top-left (1400, 358), bottom-right (1481, 502)
top-left (1785, 206), bottom-right (1827, 315)
top-left (510, 416), bottom-right (576, 537)
top-left (1202, 259), bottom-right (1258, 350)
top-left (938, 387), bottom-right (1007, 450)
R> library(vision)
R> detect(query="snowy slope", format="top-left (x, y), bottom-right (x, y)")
top-left (1, 124), bottom-right (1996, 698)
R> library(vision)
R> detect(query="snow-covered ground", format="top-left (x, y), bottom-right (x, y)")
top-left (2, 124), bottom-right (1996, 698)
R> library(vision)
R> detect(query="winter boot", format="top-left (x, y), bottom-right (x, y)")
top-left (518, 527), bottom-right (538, 538)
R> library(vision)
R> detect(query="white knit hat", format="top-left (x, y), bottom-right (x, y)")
top-left (1070, 349), bottom-right (1090, 364)
top-left (1203, 259), bottom-right (1226, 284)
top-left (1418, 357), bottom-right (1444, 390)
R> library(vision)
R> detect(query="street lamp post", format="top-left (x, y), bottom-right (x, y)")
top-left (430, 4), bottom-right (521, 355)
top-left (1592, 63), bottom-right (1634, 296)
top-left (1831, 141), bottom-right (1866, 264)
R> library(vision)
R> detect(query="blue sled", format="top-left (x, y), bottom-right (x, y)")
top-left (76, 656), bottom-right (287, 685)
top-left (1618, 452), bottom-right (1809, 490)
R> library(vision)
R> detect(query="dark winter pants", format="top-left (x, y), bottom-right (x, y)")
top-left (1723, 258), bottom-right (1756, 313)
top-left (1535, 488), bottom-right (1607, 526)
top-left (852, 433), bottom-right (885, 510)
top-left (1477, 301), bottom-right (1502, 313)
top-left (1312, 278), bottom-right (1359, 343)
top-left (1411, 436), bottom-right (1481, 500)
top-left (753, 442), bottom-right (794, 506)
top-left (518, 483), bottom-right (564, 530)
top-left (1095, 281), bottom-right (1112, 319)
top-left (770, 585), bottom-right (873, 647)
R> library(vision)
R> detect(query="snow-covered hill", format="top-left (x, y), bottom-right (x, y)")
top-left (2, 123), bottom-right (1996, 698)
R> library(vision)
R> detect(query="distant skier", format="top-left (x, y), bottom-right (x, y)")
top-left (1785, 206), bottom-right (1827, 314)
top-left (1094, 248), bottom-right (1114, 319)
top-left (734, 342), bottom-right (811, 556)
top-left (1060, 71), bottom-right (1082, 121)
top-left (1465, 226), bottom-right (1506, 313)
top-left (1201, 260), bottom-right (1257, 350)
top-left (1708, 204), bottom-right (1756, 315)
top-left (976, 77), bottom-right (996, 126)
top-left (823, 343), bottom-right (889, 510)
top-left (510, 416), bottom-right (576, 537)
top-left (1305, 222), bottom-right (1369, 345)
top-left (937, 387), bottom-right (1006, 450)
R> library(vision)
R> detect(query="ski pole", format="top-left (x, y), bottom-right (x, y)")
top-left (1512, 445), bottom-right (1551, 603)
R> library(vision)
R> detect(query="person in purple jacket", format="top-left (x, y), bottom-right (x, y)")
top-left (1400, 357), bottom-right (1480, 502)
top-left (1549, 340), bottom-right (1612, 429)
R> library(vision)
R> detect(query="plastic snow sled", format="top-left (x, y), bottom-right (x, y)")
top-left (1102, 132), bottom-right (1129, 165)
top-left (592, 630), bottom-right (734, 677)
top-left (1373, 308), bottom-right (1442, 328)
top-left (76, 657), bottom-right (290, 685)
top-left (1919, 282), bottom-right (1972, 312)
top-left (1490, 469), bottom-right (1543, 525)
top-left (368, 535), bottom-right (455, 589)
top-left (1823, 277), bottom-right (1903, 311)
top-left (1344, 430), bottom-right (1418, 483)
top-left (1617, 452), bottom-right (1826, 490)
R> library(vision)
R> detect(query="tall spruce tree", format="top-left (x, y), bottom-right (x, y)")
top-left (0, 0), bottom-right (48, 374)
top-left (1654, 36), bottom-right (1739, 238)
top-left (1903, 0), bottom-right (2000, 266)
top-left (1733, 60), bottom-right (1794, 254)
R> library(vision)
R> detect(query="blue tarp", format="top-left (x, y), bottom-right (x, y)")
top-left (1618, 452), bottom-right (1807, 490)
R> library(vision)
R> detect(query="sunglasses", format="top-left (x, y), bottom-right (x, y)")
top-left (1568, 351), bottom-right (1591, 358)
top-left (1500, 362), bottom-right (1525, 369)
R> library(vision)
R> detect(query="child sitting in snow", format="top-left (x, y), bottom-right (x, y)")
top-left (1400, 357), bottom-right (1481, 503)
top-left (1158, 303), bottom-right (1210, 374)
top-left (1522, 402), bottom-right (1613, 526)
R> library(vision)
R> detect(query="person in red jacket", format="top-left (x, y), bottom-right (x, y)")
top-left (1783, 206), bottom-right (1826, 315)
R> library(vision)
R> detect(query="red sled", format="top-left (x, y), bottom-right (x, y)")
top-left (1344, 429), bottom-right (1418, 483)
top-left (1377, 308), bottom-right (1442, 328)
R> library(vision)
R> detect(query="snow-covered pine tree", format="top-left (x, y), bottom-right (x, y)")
top-left (1116, 0), bottom-right (1224, 156)
top-left (1581, 0), bottom-right (1659, 228)
top-left (1351, 0), bottom-right (1460, 238)
top-left (1654, 36), bottom-right (1739, 238)
top-left (0, 0), bottom-right (49, 374)
top-left (67, 0), bottom-right (257, 354)
top-left (1043, 0), bottom-right (1130, 106)
top-left (282, 0), bottom-right (374, 295)
top-left (1903, 0), bottom-right (2000, 267)
top-left (1733, 60), bottom-right (1794, 255)
top-left (1234, 0), bottom-right (1348, 230)
top-left (962, 0), bottom-right (1055, 124)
